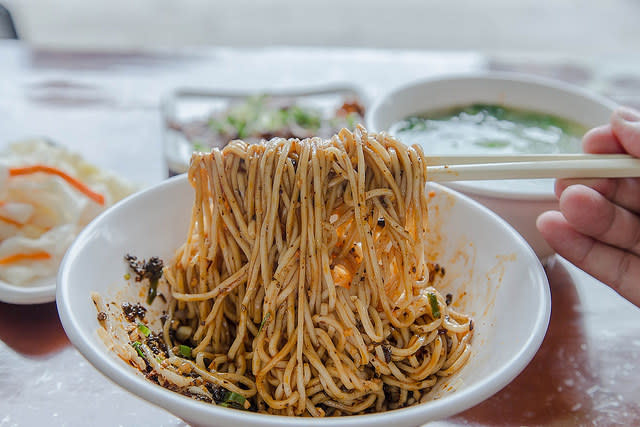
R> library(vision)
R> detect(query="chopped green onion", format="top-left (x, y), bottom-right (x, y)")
top-left (192, 140), bottom-right (206, 152)
top-left (131, 341), bottom-right (144, 358)
top-left (224, 391), bottom-right (247, 406)
top-left (474, 140), bottom-right (510, 149)
top-left (290, 106), bottom-right (321, 129)
top-left (147, 280), bottom-right (158, 305)
top-left (137, 322), bottom-right (151, 337)
top-left (346, 112), bottom-right (357, 129)
top-left (226, 115), bottom-right (248, 138)
top-left (428, 293), bottom-right (441, 319)
top-left (258, 312), bottom-right (271, 334)
top-left (219, 402), bottom-right (231, 408)
top-left (123, 273), bottom-right (131, 280)
top-left (179, 344), bottom-right (192, 358)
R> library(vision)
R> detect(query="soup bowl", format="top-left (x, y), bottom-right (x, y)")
top-left (57, 174), bottom-right (550, 426)
top-left (367, 72), bottom-right (617, 258)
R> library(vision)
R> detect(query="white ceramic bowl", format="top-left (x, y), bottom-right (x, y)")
top-left (57, 175), bottom-right (550, 426)
top-left (367, 72), bottom-right (617, 258)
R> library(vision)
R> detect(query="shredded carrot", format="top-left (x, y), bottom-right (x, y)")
top-left (0, 251), bottom-right (51, 265)
top-left (0, 214), bottom-right (22, 227)
top-left (9, 164), bottom-right (105, 205)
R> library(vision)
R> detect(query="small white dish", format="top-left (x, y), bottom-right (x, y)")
top-left (57, 174), bottom-right (550, 426)
top-left (0, 277), bottom-right (56, 305)
top-left (367, 72), bottom-right (617, 257)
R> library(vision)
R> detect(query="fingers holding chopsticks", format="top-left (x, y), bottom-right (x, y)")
top-left (583, 107), bottom-right (640, 156)
top-left (581, 125), bottom-right (626, 154)
top-left (536, 209), bottom-right (640, 307)
top-left (554, 177), bottom-right (640, 214)
top-left (538, 106), bottom-right (640, 308)
top-left (556, 184), bottom-right (640, 255)
top-left (552, 108), bottom-right (640, 213)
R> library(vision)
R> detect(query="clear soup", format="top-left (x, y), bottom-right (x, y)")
top-left (389, 104), bottom-right (588, 194)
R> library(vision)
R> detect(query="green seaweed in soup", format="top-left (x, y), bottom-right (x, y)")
top-left (389, 104), bottom-right (587, 155)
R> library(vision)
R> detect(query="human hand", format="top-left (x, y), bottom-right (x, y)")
top-left (536, 107), bottom-right (640, 307)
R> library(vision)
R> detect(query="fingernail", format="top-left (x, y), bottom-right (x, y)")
top-left (615, 107), bottom-right (640, 123)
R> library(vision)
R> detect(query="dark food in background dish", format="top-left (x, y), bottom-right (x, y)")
top-left (168, 95), bottom-right (365, 153)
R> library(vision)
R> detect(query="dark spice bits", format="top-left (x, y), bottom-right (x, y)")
top-left (377, 217), bottom-right (385, 227)
top-left (383, 383), bottom-right (400, 402)
top-left (122, 302), bottom-right (147, 322)
top-left (381, 344), bottom-right (392, 363)
top-left (124, 254), bottom-right (164, 304)
top-left (125, 254), bottom-right (163, 283)
top-left (146, 332), bottom-right (168, 355)
top-left (445, 293), bottom-right (453, 306)
top-left (189, 393), bottom-right (212, 403)
top-left (206, 384), bottom-right (228, 403)
top-left (97, 312), bottom-right (107, 321)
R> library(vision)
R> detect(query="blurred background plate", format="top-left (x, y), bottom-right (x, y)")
top-left (162, 86), bottom-right (366, 176)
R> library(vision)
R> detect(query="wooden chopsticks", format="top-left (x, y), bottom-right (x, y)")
top-left (426, 154), bottom-right (640, 182)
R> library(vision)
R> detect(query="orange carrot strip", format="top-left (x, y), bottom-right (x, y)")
top-left (9, 165), bottom-right (105, 205)
top-left (0, 214), bottom-right (23, 227)
top-left (0, 251), bottom-right (51, 265)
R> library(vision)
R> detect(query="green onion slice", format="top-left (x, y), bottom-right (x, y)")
top-left (428, 293), bottom-right (441, 319)
top-left (224, 391), bottom-right (246, 406)
top-left (131, 341), bottom-right (144, 358)
top-left (258, 312), bottom-right (271, 334)
top-left (179, 344), bottom-right (192, 358)
top-left (147, 280), bottom-right (158, 305)
top-left (137, 322), bottom-right (151, 337)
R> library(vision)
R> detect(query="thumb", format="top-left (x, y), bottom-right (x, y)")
top-left (611, 107), bottom-right (640, 157)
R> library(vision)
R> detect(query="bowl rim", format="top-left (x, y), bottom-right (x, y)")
top-left (57, 174), bottom-right (551, 426)
top-left (0, 278), bottom-right (56, 304)
top-left (366, 71), bottom-right (618, 201)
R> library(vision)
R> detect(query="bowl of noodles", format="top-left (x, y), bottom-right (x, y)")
top-left (57, 128), bottom-right (550, 426)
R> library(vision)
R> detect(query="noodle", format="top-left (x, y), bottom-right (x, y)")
top-left (102, 126), bottom-right (473, 416)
